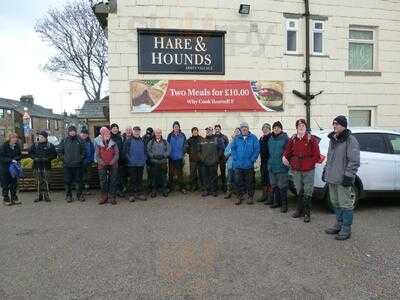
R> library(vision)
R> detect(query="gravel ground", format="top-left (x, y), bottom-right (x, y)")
top-left (0, 191), bottom-right (399, 300)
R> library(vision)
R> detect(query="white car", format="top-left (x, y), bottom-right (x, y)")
top-left (293, 128), bottom-right (400, 209)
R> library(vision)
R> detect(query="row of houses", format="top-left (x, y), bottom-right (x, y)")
top-left (0, 95), bottom-right (109, 145)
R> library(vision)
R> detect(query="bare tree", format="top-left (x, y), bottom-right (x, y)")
top-left (35, 0), bottom-right (108, 102)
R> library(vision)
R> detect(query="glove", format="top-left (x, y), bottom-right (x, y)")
top-left (321, 169), bottom-right (326, 182)
top-left (342, 176), bottom-right (354, 187)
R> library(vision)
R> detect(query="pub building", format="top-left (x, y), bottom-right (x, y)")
top-left (93, 0), bottom-right (400, 135)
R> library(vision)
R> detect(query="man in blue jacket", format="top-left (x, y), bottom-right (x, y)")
top-left (167, 121), bottom-right (187, 194)
top-left (124, 126), bottom-right (147, 201)
top-left (79, 128), bottom-right (95, 195)
top-left (268, 121), bottom-right (289, 212)
top-left (231, 122), bottom-right (260, 205)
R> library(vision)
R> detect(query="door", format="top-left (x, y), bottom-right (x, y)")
top-left (353, 133), bottom-right (395, 191)
top-left (385, 133), bottom-right (400, 190)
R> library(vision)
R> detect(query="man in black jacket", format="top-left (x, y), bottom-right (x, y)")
top-left (143, 127), bottom-right (154, 192)
top-left (0, 133), bottom-right (22, 205)
top-left (59, 126), bottom-right (85, 203)
top-left (200, 127), bottom-right (219, 197)
top-left (110, 123), bottom-right (125, 197)
top-left (29, 131), bottom-right (57, 202)
top-left (214, 124), bottom-right (229, 192)
top-left (258, 123), bottom-right (272, 204)
top-left (186, 127), bottom-right (204, 192)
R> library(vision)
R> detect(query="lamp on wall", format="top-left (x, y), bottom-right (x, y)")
top-left (239, 4), bottom-right (251, 15)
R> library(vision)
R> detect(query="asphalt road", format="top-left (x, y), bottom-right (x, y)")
top-left (0, 191), bottom-right (399, 300)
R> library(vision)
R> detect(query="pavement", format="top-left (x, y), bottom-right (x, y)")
top-left (0, 191), bottom-right (399, 300)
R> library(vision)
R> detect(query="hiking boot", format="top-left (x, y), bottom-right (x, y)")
top-left (235, 195), bottom-right (244, 205)
top-left (44, 194), bottom-right (51, 202)
top-left (3, 196), bottom-right (12, 206)
top-left (292, 194), bottom-right (304, 218)
top-left (224, 192), bottom-right (232, 199)
top-left (247, 196), bottom-right (254, 205)
top-left (335, 226), bottom-right (351, 240)
top-left (110, 197), bottom-right (117, 205)
top-left (12, 195), bottom-right (21, 205)
top-left (117, 191), bottom-right (125, 198)
top-left (34, 194), bottom-right (43, 203)
top-left (201, 191), bottom-right (209, 197)
top-left (335, 209), bottom-right (353, 240)
top-left (325, 223), bottom-right (342, 234)
top-left (77, 194), bottom-right (85, 202)
top-left (162, 192), bottom-right (168, 197)
top-left (98, 194), bottom-right (108, 205)
top-left (270, 188), bottom-right (281, 208)
top-left (181, 188), bottom-right (187, 195)
top-left (136, 193), bottom-right (147, 201)
top-left (303, 196), bottom-right (312, 223)
top-left (212, 192), bottom-right (218, 197)
top-left (66, 194), bottom-right (73, 203)
top-left (150, 192), bottom-right (157, 198)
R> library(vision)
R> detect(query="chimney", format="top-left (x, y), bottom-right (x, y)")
top-left (20, 95), bottom-right (34, 106)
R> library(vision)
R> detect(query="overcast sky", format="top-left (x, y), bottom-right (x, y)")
top-left (0, 0), bottom-right (105, 114)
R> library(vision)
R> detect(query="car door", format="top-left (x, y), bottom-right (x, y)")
top-left (385, 133), bottom-right (400, 190)
top-left (353, 133), bottom-right (395, 191)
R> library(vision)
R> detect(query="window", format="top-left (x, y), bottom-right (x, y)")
top-left (311, 21), bottom-right (324, 55)
top-left (46, 119), bottom-right (50, 130)
top-left (349, 27), bottom-right (377, 71)
top-left (286, 19), bottom-right (299, 53)
top-left (353, 133), bottom-right (388, 154)
top-left (349, 110), bottom-right (372, 127)
top-left (387, 134), bottom-right (400, 155)
top-left (0, 108), bottom-right (5, 118)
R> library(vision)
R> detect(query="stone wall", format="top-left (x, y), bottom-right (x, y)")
top-left (108, 0), bottom-right (400, 136)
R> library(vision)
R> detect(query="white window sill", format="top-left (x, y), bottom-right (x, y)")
top-left (284, 52), bottom-right (303, 56)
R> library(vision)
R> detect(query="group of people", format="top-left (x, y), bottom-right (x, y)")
top-left (0, 115), bottom-right (360, 240)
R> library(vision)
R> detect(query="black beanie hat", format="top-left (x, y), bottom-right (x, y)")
top-left (80, 128), bottom-right (89, 134)
top-left (39, 131), bottom-right (48, 139)
top-left (272, 121), bottom-right (283, 130)
top-left (110, 123), bottom-right (119, 130)
top-left (172, 121), bottom-right (180, 129)
top-left (146, 127), bottom-right (153, 134)
top-left (68, 125), bottom-right (77, 132)
top-left (333, 115), bottom-right (348, 128)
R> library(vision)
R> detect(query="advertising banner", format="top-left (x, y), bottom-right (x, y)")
top-left (130, 80), bottom-right (284, 112)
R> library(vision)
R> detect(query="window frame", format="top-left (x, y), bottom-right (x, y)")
top-left (348, 106), bottom-right (376, 127)
top-left (285, 18), bottom-right (300, 54)
top-left (385, 134), bottom-right (400, 155)
top-left (353, 133), bottom-right (389, 154)
top-left (348, 26), bottom-right (377, 72)
top-left (311, 20), bottom-right (325, 55)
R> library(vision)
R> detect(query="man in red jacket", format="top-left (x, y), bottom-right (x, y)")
top-left (283, 119), bottom-right (320, 222)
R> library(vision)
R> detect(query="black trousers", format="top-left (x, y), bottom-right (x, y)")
top-left (151, 163), bottom-right (168, 193)
top-left (128, 166), bottom-right (144, 193)
top-left (168, 159), bottom-right (185, 190)
top-left (1, 169), bottom-right (17, 198)
top-left (189, 161), bottom-right (202, 189)
top-left (235, 168), bottom-right (255, 198)
top-left (202, 164), bottom-right (218, 193)
top-left (63, 166), bottom-right (83, 196)
top-left (217, 156), bottom-right (227, 190)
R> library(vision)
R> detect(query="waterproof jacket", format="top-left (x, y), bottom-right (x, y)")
top-left (111, 132), bottom-right (124, 164)
top-left (94, 136), bottom-right (119, 169)
top-left (167, 131), bottom-right (187, 161)
top-left (124, 136), bottom-right (147, 167)
top-left (283, 133), bottom-right (320, 172)
top-left (147, 138), bottom-right (171, 165)
top-left (59, 136), bottom-right (85, 168)
top-left (29, 142), bottom-right (57, 170)
top-left (187, 135), bottom-right (204, 162)
top-left (324, 129), bottom-right (360, 184)
top-left (81, 138), bottom-right (95, 165)
top-left (224, 141), bottom-right (234, 170)
top-left (259, 134), bottom-right (271, 164)
top-left (267, 132), bottom-right (289, 174)
top-left (231, 132), bottom-right (260, 170)
top-left (0, 142), bottom-right (22, 170)
top-left (199, 135), bottom-right (219, 166)
top-left (214, 133), bottom-right (229, 158)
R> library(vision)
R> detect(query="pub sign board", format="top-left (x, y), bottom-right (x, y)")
top-left (137, 28), bottom-right (225, 75)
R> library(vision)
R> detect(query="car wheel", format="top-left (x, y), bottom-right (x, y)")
top-left (324, 184), bottom-right (360, 213)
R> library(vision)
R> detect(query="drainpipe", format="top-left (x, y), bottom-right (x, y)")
top-left (292, 0), bottom-right (323, 132)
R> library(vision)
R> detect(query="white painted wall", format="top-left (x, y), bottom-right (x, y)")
top-left (107, 0), bottom-right (400, 137)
